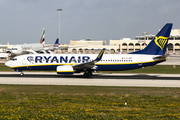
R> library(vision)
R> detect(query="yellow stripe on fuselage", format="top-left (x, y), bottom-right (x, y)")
top-left (57, 71), bottom-right (73, 72)
top-left (11, 63), bottom-right (78, 69)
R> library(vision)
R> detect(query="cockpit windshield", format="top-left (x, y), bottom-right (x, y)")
top-left (12, 48), bottom-right (18, 50)
top-left (10, 58), bottom-right (17, 61)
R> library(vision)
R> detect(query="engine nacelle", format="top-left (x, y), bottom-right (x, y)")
top-left (56, 65), bottom-right (74, 74)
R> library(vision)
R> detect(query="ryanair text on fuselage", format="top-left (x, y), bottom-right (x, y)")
top-left (28, 56), bottom-right (91, 63)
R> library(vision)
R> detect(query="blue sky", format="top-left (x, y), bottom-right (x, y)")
top-left (0, 0), bottom-right (180, 45)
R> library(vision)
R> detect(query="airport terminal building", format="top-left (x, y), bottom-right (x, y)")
top-left (109, 29), bottom-right (180, 54)
top-left (1, 29), bottom-right (180, 55)
top-left (67, 29), bottom-right (180, 54)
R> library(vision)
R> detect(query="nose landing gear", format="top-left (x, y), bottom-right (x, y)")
top-left (20, 71), bottom-right (24, 76)
top-left (14, 69), bottom-right (24, 76)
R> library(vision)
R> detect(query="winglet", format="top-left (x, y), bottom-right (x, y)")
top-left (95, 48), bottom-right (105, 61)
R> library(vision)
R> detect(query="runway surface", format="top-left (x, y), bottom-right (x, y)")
top-left (0, 72), bottom-right (180, 87)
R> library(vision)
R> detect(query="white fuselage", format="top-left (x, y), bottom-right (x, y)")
top-left (11, 44), bottom-right (44, 55)
top-left (5, 53), bottom-right (165, 71)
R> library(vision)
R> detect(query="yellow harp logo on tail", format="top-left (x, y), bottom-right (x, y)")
top-left (154, 36), bottom-right (168, 51)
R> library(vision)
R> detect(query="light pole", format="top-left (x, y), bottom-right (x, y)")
top-left (57, 9), bottom-right (62, 44)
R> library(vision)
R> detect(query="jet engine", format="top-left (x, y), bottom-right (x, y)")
top-left (56, 65), bottom-right (74, 74)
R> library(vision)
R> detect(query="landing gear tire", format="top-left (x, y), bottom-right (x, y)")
top-left (83, 71), bottom-right (92, 78)
top-left (83, 73), bottom-right (89, 78)
top-left (88, 71), bottom-right (92, 76)
top-left (20, 72), bottom-right (24, 76)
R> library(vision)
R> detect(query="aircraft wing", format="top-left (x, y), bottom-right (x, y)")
top-left (25, 49), bottom-right (38, 54)
top-left (73, 48), bottom-right (105, 70)
top-left (43, 46), bottom-right (68, 51)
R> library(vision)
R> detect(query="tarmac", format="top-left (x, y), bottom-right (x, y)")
top-left (0, 72), bottom-right (180, 87)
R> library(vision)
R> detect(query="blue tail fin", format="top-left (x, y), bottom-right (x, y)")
top-left (130, 23), bottom-right (172, 55)
top-left (53, 38), bottom-right (59, 47)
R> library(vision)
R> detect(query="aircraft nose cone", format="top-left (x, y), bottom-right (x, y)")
top-left (5, 61), bottom-right (11, 67)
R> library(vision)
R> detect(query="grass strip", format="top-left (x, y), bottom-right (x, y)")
top-left (0, 85), bottom-right (180, 119)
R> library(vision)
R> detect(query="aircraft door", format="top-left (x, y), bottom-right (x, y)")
top-left (22, 56), bottom-right (27, 65)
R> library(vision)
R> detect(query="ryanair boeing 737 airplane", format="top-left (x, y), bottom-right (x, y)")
top-left (5, 23), bottom-right (172, 77)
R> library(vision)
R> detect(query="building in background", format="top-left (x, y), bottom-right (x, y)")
top-left (110, 29), bottom-right (180, 54)
top-left (68, 39), bottom-right (115, 54)
top-left (70, 39), bottom-right (106, 46)
top-left (0, 42), bottom-right (13, 53)
top-left (1, 29), bottom-right (180, 55)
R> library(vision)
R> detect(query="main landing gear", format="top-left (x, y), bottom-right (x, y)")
top-left (83, 70), bottom-right (92, 78)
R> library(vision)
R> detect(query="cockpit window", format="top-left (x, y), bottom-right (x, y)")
top-left (12, 48), bottom-right (18, 50)
top-left (11, 58), bottom-right (17, 61)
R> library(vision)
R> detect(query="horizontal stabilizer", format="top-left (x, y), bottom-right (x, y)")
top-left (153, 55), bottom-right (169, 60)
